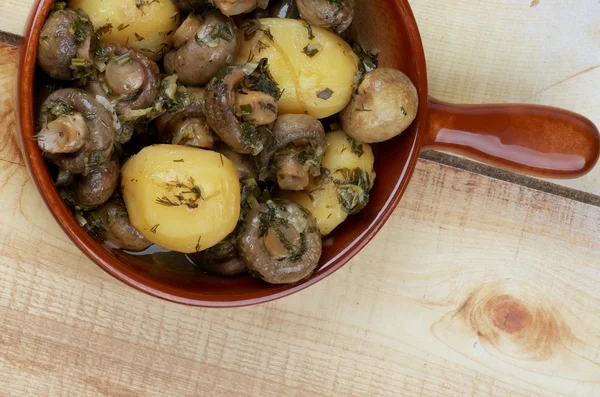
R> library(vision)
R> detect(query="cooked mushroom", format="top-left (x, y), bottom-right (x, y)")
top-left (238, 200), bottom-right (322, 284)
top-left (260, 114), bottom-right (326, 191)
top-left (164, 13), bottom-right (238, 86)
top-left (341, 68), bottom-right (418, 143)
top-left (155, 88), bottom-right (214, 149)
top-left (94, 200), bottom-right (152, 252)
top-left (235, 90), bottom-right (278, 126)
top-left (38, 8), bottom-right (95, 80)
top-left (205, 67), bottom-right (272, 155)
top-left (269, 0), bottom-right (299, 18)
top-left (296, 0), bottom-right (354, 34)
top-left (172, 0), bottom-right (258, 15)
top-left (216, 145), bottom-right (258, 180)
top-left (38, 89), bottom-right (116, 174)
top-left (85, 44), bottom-right (160, 115)
top-left (189, 234), bottom-right (248, 277)
top-left (74, 158), bottom-right (120, 208)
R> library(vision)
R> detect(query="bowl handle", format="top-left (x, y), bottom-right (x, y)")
top-left (422, 97), bottom-right (600, 178)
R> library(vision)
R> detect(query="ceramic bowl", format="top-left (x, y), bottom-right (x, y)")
top-left (17, 0), bottom-right (600, 307)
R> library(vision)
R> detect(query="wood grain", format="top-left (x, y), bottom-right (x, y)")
top-left (0, 3), bottom-right (600, 395)
top-left (1, 39), bottom-right (600, 394)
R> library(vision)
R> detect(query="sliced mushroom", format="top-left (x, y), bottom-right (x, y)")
top-left (86, 44), bottom-right (160, 115)
top-left (340, 68), bottom-right (419, 143)
top-left (94, 200), bottom-right (152, 252)
top-left (260, 114), bottom-right (326, 191)
top-left (235, 90), bottom-right (278, 126)
top-left (239, 200), bottom-right (322, 284)
top-left (38, 8), bottom-right (95, 80)
top-left (296, 0), bottom-right (354, 34)
top-left (38, 89), bottom-right (116, 174)
top-left (164, 13), bottom-right (238, 86)
top-left (74, 158), bottom-right (120, 208)
top-left (205, 67), bottom-right (271, 155)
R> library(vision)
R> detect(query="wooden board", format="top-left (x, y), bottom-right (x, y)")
top-left (0, 43), bottom-right (599, 396)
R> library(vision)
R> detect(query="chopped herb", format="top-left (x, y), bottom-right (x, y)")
top-left (156, 196), bottom-right (180, 207)
top-left (134, 32), bottom-right (145, 41)
top-left (117, 23), bottom-right (130, 31)
top-left (244, 58), bottom-right (282, 101)
top-left (303, 21), bottom-right (314, 40)
top-left (220, 154), bottom-right (224, 166)
top-left (239, 104), bottom-right (253, 116)
top-left (303, 44), bottom-right (320, 58)
top-left (173, 159), bottom-right (185, 162)
top-left (401, 107), bottom-right (408, 116)
top-left (352, 42), bottom-right (379, 73)
top-left (150, 224), bottom-right (159, 234)
top-left (96, 23), bottom-right (113, 37)
top-left (243, 20), bottom-right (261, 41)
top-left (317, 88), bottom-right (334, 100)
top-left (52, 2), bottom-right (67, 12)
top-left (195, 236), bottom-right (202, 252)
top-left (346, 136), bottom-right (364, 157)
top-left (113, 52), bottom-right (131, 65)
top-left (136, 0), bottom-right (160, 16)
top-left (262, 27), bottom-right (274, 42)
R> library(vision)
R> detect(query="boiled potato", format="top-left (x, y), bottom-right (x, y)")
top-left (121, 145), bottom-right (240, 254)
top-left (69, 0), bottom-right (180, 61)
top-left (280, 180), bottom-right (347, 236)
top-left (236, 19), bottom-right (360, 119)
top-left (322, 130), bottom-right (376, 186)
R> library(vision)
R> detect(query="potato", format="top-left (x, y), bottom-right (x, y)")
top-left (236, 18), bottom-right (360, 119)
top-left (121, 145), bottom-right (240, 254)
top-left (279, 180), bottom-right (347, 236)
top-left (322, 130), bottom-right (376, 186)
top-left (69, 0), bottom-right (180, 61)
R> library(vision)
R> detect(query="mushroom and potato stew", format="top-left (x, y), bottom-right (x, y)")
top-left (35, 0), bottom-right (418, 285)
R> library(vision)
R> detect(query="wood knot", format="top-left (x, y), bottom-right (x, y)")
top-left (430, 282), bottom-right (600, 381)
top-left (460, 287), bottom-right (560, 361)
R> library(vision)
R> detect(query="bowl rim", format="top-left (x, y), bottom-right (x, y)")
top-left (16, 0), bottom-right (429, 307)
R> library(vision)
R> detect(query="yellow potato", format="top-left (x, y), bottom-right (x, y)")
top-left (279, 180), bottom-right (347, 236)
top-left (121, 145), bottom-right (240, 254)
top-left (322, 130), bottom-right (376, 187)
top-left (236, 19), bottom-right (359, 119)
top-left (69, 0), bottom-right (180, 60)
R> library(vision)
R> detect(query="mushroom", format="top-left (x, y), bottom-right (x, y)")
top-left (172, 0), bottom-right (259, 15)
top-left (189, 234), bottom-right (248, 277)
top-left (238, 200), bottom-right (322, 284)
top-left (94, 200), bottom-right (152, 252)
top-left (260, 114), bottom-right (326, 191)
top-left (340, 68), bottom-right (419, 143)
top-left (155, 88), bottom-right (214, 149)
top-left (85, 44), bottom-right (160, 115)
top-left (38, 8), bottom-right (95, 80)
top-left (296, 0), bottom-right (355, 35)
top-left (164, 12), bottom-right (238, 86)
top-left (74, 157), bottom-right (120, 208)
top-left (269, 0), bottom-right (299, 18)
top-left (38, 89), bottom-right (116, 174)
top-left (204, 67), bottom-right (272, 155)
top-left (235, 90), bottom-right (278, 126)
top-left (216, 145), bottom-right (258, 180)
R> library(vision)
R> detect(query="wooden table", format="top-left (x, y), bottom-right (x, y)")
top-left (1, 1), bottom-right (600, 396)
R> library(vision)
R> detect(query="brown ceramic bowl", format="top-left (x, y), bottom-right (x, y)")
top-left (17, 0), bottom-right (600, 307)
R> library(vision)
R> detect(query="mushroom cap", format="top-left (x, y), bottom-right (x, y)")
top-left (341, 68), bottom-right (418, 144)
top-left (38, 9), bottom-right (95, 80)
top-left (39, 89), bottom-right (116, 174)
top-left (239, 200), bottom-right (322, 284)
top-left (296, 0), bottom-right (355, 34)
top-left (164, 13), bottom-right (239, 86)
top-left (95, 200), bottom-right (152, 252)
top-left (74, 157), bottom-right (120, 208)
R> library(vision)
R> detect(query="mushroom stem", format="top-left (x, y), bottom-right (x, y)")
top-left (264, 228), bottom-right (290, 258)
top-left (37, 113), bottom-right (90, 154)
top-left (105, 57), bottom-right (146, 95)
top-left (275, 154), bottom-right (310, 191)
top-left (235, 90), bottom-right (278, 126)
